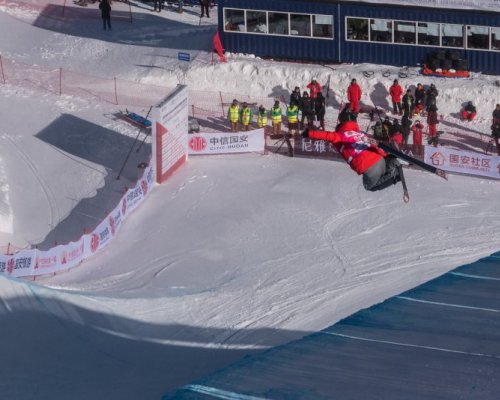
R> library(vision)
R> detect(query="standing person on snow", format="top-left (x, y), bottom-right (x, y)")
top-left (239, 102), bottom-right (253, 131)
top-left (270, 101), bottom-right (283, 137)
top-left (411, 120), bottom-right (424, 146)
top-left (491, 122), bottom-right (500, 155)
top-left (199, 0), bottom-right (210, 17)
top-left (390, 118), bottom-right (403, 146)
top-left (290, 86), bottom-right (302, 108)
top-left (389, 79), bottom-right (403, 115)
top-left (492, 104), bottom-right (500, 123)
top-left (286, 102), bottom-right (300, 137)
top-left (414, 83), bottom-right (426, 116)
top-left (299, 92), bottom-right (315, 129)
top-left (257, 105), bottom-right (268, 129)
top-left (307, 79), bottom-right (322, 99)
top-left (302, 117), bottom-right (402, 192)
top-left (426, 83), bottom-right (438, 112)
top-left (315, 92), bottom-right (326, 130)
top-left (347, 79), bottom-right (362, 114)
top-left (227, 99), bottom-right (240, 132)
top-left (427, 104), bottom-right (440, 146)
top-left (402, 89), bottom-right (414, 119)
top-left (401, 115), bottom-right (412, 145)
top-left (99, 0), bottom-right (111, 30)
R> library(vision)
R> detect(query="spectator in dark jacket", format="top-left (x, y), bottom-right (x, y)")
top-left (290, 87), bottom-right (302, 108)
top-left (425, 83), bottom-right (438, 112)
top-left (414, 83), bottom-right (426, 116)
top-left (491, 122), bottom-right (500, 155)
top-left (299, 91), bottom-right (315, 129)
top-left (402, 89), bottom-right (414, 119)
top-left (382, 116), bottom-right (392, 138)
top-left (315, 92), bottom-right (326, 130)
top-left (99, 0), bottom-right (111, 30)
top-left (372, 121), bottom-right (389, 142)
top-left (401, 115), bottom-right (412, 145)
top-left (493, 103), bottom-right (500, 124)
top-left (390, 118), bottom-right (403, 145)
top-left (427, 105), bottom-right (440, 146)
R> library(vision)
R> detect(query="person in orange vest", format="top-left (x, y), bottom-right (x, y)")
top-left (389, 79), bottom-right (403, 115)
top-left (302, 116), bottom-right (402, 192)
top-left (227, 99), bottom-right (240, 132)
top-left (347, 79), bottom-right (362, 114)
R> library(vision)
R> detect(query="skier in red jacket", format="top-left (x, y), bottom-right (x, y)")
top-left (302, 117), bottom-right (402, 191)
top-left (347, 79), bottom-right (362, 114)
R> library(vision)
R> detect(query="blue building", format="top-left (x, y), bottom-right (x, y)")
top-left (217, 0), bottom-right (500, 74)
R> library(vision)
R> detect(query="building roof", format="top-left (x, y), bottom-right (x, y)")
top-left (336, 0), bottom-right (500, 13)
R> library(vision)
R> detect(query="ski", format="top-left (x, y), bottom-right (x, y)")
top-left (378, 142), bottom-right (448, 180)
top-left (397, 164), bottom-right (410, 203)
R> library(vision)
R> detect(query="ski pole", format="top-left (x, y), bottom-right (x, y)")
top-left (117, 105), bottom-right (153, 180)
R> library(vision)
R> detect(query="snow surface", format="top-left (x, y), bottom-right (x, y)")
top-left (0, 1), bottom-right (500, 399)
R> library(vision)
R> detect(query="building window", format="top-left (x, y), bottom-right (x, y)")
top-left (224, 9), bottom-right (245, 32)
top-left (370, 19), bottom-right (392, 43)
top-left (441, 24), bottom-right (464, 48)
top-left (290, 13), bottom-right (311, 37)
top-left (417, 22), bottom-right (440, 46)
top-left (313, 14), bottom-right (333, 38)
top-left (492, 27), bottom-right (500, 51)
top-left (346, 17), bottom-right (368, 41)
top-left (268, 12), bottom-right (289, 35)
top-left (394, 21), bottom-right (416, 44)
top-left (467, 25), bottom-right (489, 50)
top-left (246, 10), bottom-right (267, 34)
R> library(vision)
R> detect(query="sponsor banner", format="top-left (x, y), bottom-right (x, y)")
top-left (153, 85), bottom-right (188, 184)
top-left (424, 146), bottom-right (500, 179)
top-left (188, 129), bottom-right (265, 155)
top-left (0, 249), bottom-right (36, 278)
top-left (0, 166), bottom-right (156, 278)
top-left (339, 0), bottom-right (500, 12)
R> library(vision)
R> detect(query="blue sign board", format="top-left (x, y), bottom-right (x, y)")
top-left (178, 52), bottom-right (190, 62)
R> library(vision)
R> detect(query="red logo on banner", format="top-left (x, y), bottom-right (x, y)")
top-left (109, 216), bottom-right (116, 236)
top-left (7, 258), bottom-right (14, 274)
top-left (61, 251), bottom-right (67, 264)
top-left (430, 152), bottom-right (446, 166)
top-left (189, 136), bottom-right (207, 152)
top-left (90, 234), bottom-right (100, 253)
top-left (122, 198), bottom-right (127, 216)
top-left (141, 180), bottom-right (148, 196)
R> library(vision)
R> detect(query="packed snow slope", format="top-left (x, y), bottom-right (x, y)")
top-left (0, 2), bottom-right (500, 399)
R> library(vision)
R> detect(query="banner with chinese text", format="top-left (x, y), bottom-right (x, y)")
top-left (424, 146), bottom-right (500, 180)
top-left (188, 129), bottom-right (265, 155)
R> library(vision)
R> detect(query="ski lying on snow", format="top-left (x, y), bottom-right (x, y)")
top-left (378, 142), bottom-right (448, 180)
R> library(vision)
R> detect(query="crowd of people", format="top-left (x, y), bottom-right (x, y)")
top-left (226, 78), bottom-right (499, 155)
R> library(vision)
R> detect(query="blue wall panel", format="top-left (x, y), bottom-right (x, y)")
top-left (219, 1), bottom-right (500, 74)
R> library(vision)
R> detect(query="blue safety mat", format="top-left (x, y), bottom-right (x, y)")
top-left (164, 252), bottom-right (500, 399)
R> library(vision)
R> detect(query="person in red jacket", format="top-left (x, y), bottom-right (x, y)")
top-left (302, 117), bottom-right (402, 192)
top-left (307, 78), bottom-right (322, 99)
top-left (461, 101), bottom-right (476, 121)
top-left (389, 79), bottom-right (403, 115)
top-left (411, 119), bottom-right (424, 146)
top-left (347, 79), bottom-right (362, 114)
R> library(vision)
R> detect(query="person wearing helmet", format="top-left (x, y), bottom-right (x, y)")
top-left (257, 105), bottom-right (268, 129)
top-left (270, 100), bottom-right (283, 137)
top-left (302, 119), bottom-right (402, 192)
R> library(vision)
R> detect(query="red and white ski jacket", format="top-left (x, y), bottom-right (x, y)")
top-left (308, 121), bottom-right (386, 175)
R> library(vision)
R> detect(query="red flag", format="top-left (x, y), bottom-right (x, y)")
top-left (212, 31), bottom-right (226, 63)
